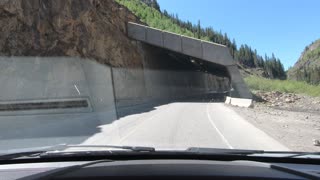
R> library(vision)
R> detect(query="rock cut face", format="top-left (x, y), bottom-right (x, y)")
top-left (0, 0), bottom-right (143, 68)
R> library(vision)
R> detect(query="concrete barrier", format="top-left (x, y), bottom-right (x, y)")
top-left (225, 96), bottom-right (253, 108)
top-left (128, 22), bottom-right (235, 66)
top-left (146, 27), bottom-right (163, 47)
top-left (226, 65), bottom-right (252, 99)
top-left (112, 68), bottom-right (147, 106)
top-left (225, 96), bottom-right (232, 104)
top-left (0, 57), bottom-right (117, 123)
top-left (163, 31), bottom-right (182, 52)
top-left (127, 22), bottom-right (146, 41)
top-left (202, 41), bottom-right (234, 66)
top-left (181, 36), bottom-right (202, 58)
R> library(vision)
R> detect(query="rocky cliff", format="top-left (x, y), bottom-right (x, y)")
top-left (0, 0), bottom-right (144, 68)
top-left (288, 39), bottom-right (320, 84)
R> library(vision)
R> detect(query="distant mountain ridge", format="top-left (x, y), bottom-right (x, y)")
top-left (288, 39), bottom-right (320, 85)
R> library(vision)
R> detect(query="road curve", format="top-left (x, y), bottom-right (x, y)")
top-left (0, 102), bottom-right (289, 151)
top-left (85, 102), bottom-right (289, 151)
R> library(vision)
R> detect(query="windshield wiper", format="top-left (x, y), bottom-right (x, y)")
top-left (281, 152), bottom-right (320, 158)
top-left (0, 144), bottom-right (155, 160)
top-left (186, 147), bottom-right (265, 155)
top-left (60, 144), bottom-right (155, 152)
top-left (187, 147), bottom-right (320, 158)
top-left (0, 144), bottom-right (68, 160)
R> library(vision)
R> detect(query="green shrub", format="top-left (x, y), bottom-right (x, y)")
top-left (116, 0), bottom-right (196, 38)
top-left (245, 76), bottom-right (320, 97)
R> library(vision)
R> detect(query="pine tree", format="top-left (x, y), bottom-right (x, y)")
top-left (197, 20), bottom-right (201, 39)
top-left (120, 0), bottom-right (288, 80)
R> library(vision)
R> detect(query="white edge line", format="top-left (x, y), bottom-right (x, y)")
top-left (74, 84), bottom-right (80, 95)
top-left (206, 103), bottom-right (234, 149)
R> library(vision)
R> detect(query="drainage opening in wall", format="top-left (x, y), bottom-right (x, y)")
top-left (0, 98), bottom-right (92, 116)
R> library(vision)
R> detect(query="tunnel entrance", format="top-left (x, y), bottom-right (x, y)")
top-left (127, 22), bottom-right (252, 100)
top-left (115, 22), bottom-right (253, 116)
top-left (142, 44), bottom-right (231, 97)
top-left (113, 42), bottom-right (231, 118)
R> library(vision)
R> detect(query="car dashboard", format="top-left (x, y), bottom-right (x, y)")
top-left (1, 159), bottom-right (320, 179)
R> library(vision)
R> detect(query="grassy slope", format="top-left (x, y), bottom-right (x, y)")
top-left (245, 76), bottom-right (320, 97)
top-left (116, 0), bottom-right (210, 41)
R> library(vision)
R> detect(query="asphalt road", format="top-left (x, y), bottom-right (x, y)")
top-left (0, 102), bottom-right (289, 152)
top-left (83, 102), bottom-right (289, 151)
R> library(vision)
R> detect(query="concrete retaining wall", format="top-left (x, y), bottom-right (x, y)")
top-left (113, 68), bottom-right (229, 107)
top-left (226, 65), bottom-right (252, 99)
top-left (0, 57), bottom-right (117, 123)
top-left (0, 57), bottom-right (229, 119)
top-left (0, 57), bottom-right (118, 149)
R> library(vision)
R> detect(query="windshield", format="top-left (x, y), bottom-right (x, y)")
top-left (1, 0), bottom-right (319, 156)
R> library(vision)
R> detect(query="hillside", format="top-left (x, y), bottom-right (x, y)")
top-left (0, 0), bottom-right (232, 105)
top-left (116, 0), bottom-right (286, 80)
top-left (288, 39), bottom-right (320, 85)
top-left (0, 0), bottom-right (144, 68)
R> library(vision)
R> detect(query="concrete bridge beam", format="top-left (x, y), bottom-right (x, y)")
top-left (127, 22), bottom-right (252, 100)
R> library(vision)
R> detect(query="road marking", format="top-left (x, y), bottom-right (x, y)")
top-left (118, 105), bottom-right (171, 143)
top-left (74, 84), bottom-right (80, 95)
top-left (206, 103), bottom-right (234, 149)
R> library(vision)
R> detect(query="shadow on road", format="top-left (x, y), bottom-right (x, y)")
top-left (117, 93), bottom-right (227, 118)
top-left (0, 93), bottom-right (226, 151)
top-left (0, 111), bottom-right (120, 151)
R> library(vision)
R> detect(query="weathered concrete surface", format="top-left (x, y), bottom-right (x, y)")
top-left (225, 96), bottom-right (253, 108)
top-left (163, 32), bottom-right (182, 52)
top-left (0, 57), bottom-right (117, 122)
top-left (146, 27), bottom-right (164, 47)
top-left (112, 67), bottom-right (148, 107)
top-left (202, 41), bottom-right (234, 66)
top-left (181, 36), bottom-right (202, 58)
top-left (127, 22), bottom-right (252, 99)
top-left (226, 65), bottom-right (252, 99)
top-left (113, 68), bottom-right (229, 108)
top-left (0, 56), bottom-right (118, 150)
top-left (0, 55), bottom-right (228, 116)
top-left (128, 22), bottom-right (235, 66)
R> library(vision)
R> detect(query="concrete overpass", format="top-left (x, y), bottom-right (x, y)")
top-left (127, 22), bottom-right (252, 100)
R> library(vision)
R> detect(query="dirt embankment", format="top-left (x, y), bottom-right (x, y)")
top-left (231, 91), bottom-right (320, 152)
top-left (0, 0), bottom-right (143, 68)
top-left (254, 91), bottom-right (320, 113)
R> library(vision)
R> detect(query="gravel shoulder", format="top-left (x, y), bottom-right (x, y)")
top-left (230, 91), bottom-right (320, 152)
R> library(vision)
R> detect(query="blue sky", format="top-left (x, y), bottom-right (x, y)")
top-left (157, 0), bottom-right (320, 69)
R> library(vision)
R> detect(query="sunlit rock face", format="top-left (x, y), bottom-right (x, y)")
top-left (0, 0), bottom-right (143, 68)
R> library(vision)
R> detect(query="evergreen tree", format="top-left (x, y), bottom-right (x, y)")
top-left (197, 20), bottom-right (201, 39)
top-left (118, 0), bottom-right (288, 80)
